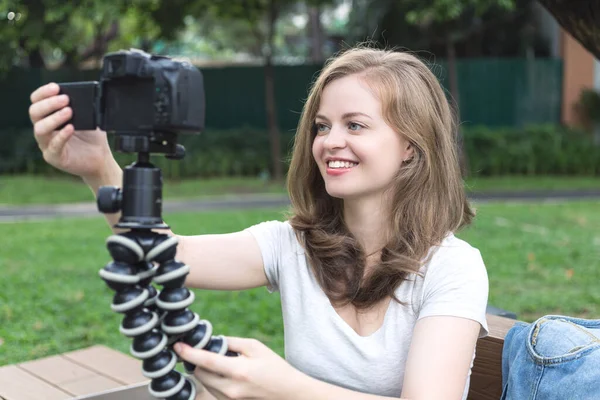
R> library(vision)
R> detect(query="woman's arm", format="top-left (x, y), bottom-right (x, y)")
top-left (400, 315), bottom-right (481, 400)
top-left (175, 230), bottom-right (270, 290)
top-left (85, 164), bottom-right (270, 291)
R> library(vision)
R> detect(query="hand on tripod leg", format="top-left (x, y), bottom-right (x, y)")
top-left (146, 233), bottom-right (239, 375)
top-left (98, 144), bottom-right (236, 399)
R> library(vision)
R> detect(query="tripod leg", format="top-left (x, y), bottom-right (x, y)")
top-left (136, 260), bottom-right (160, 316)
top-left (147, 234), bottom-right (238, 376)
top-left (103, 233), bottom-right (196, 400)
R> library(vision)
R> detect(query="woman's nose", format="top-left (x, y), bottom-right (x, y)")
top-left (323, 126), bottom-right (347, 149)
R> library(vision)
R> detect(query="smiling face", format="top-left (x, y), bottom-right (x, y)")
top-left (311, 74), bottom-right (413, 202)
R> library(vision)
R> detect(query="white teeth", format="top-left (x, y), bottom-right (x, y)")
top-left (327, 160), bottom-right (358, 169)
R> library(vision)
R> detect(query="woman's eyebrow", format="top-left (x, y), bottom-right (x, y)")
top-left (315, 112), bottom-right (373, 121)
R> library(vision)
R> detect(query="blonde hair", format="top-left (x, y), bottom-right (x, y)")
top-left (286, 46), bottom-right (474, 310)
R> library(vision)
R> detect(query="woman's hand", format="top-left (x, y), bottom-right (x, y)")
top-left (28, 82), bottom-right (117, 181)
top-left (175, 337), bottom-right (305, 400)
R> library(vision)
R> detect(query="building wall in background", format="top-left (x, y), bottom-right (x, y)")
top-left (560, 29), bottom-right (596, 126)
top-left (595, 58), bottom-right (600, 91)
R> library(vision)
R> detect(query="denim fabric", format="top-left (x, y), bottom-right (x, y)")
top-left (501, 315), bottom-right (600, 400)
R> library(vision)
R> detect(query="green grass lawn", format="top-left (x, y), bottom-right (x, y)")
top-left (0, 175), bottom-right (286, 205)
top-left (1, 201), bottom-right (599, 366)
top-left (0, 174), bottom-right (599, 205)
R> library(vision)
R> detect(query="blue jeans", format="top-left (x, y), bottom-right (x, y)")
top-left (501, 315), bottom-right (600, 399)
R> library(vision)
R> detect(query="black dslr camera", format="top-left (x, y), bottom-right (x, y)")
top-left (58, 48), bottom-right (205, 157)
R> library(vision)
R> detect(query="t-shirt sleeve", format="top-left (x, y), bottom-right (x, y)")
top-left (243, 220), bottom-right (291, 293)
top-left (417, 241), bottom-right (490, 338)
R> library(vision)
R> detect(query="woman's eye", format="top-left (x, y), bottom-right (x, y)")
top-left (348, 122), bottom-right (362, 131)
top-left (315, 123), bottom-right (329, 133)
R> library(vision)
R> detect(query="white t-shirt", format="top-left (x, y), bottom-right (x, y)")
top-left (244, 220), bottom-right (489, 399)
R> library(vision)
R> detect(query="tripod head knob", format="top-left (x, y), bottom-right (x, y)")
top-left (98, 186), bottom-right (122, 214)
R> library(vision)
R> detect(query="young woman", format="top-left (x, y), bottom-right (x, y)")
top-left (28, 46), bottom-right (488, 400)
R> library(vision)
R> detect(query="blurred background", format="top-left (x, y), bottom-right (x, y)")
top-left (2, 0), bottom-right (600, 180)
top-left (0, 0), bottom-right (599, 368)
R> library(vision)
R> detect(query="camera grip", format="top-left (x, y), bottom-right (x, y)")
top-left (57, 81), bottom-right (99, 131)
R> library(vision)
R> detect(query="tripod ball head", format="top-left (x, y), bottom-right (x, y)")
top-left (97, 160), bottom-right (168, 230)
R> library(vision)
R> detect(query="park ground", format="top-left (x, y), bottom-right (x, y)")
top-left (0, 174), bottom-right (599, 366)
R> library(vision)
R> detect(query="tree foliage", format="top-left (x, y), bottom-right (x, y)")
top-left (405, 0), bottom-right (514, 24)
top-left (180, 0), bottom-right (336, 180)
top-left (0, 0), bottom-right (191, 70)
top-left (395, 0), bottom-right (515, 175)
top-left (538, 0), bottom-right (600, 59)
top-left (401, 0), bottom-right (515, 44)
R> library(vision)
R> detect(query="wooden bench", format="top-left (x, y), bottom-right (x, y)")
top-left (0, 314), bottom-right (517, 400)
top-left (0, 345), bottom-right (149, 400)
top-left (468, 314), bottom-right (518, 400)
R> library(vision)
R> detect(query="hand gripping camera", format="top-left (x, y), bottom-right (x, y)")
top-left (59, 49), bottom-right (237, 400)
top-left (59, 48), bottom-right (205, 157)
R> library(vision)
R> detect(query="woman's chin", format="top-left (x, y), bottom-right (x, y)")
top-left (323, 180), bottom-right (366, 200)
top-left (325, 187), bottom-right (354, 199)
top-left (326, 192), bottom-right (346, 199)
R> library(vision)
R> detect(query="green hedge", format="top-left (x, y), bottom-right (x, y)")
top-left (2, 124), bottom-right (599, 178)
top-left (465, 125), bottom-right (600, 176)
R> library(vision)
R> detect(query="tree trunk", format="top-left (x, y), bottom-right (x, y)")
top-left (78, 20), bottom-right (120, 66)
top-left (19, 0), bottom-right (46, 68)
top-left (18, 38), bottom-right (45, 68)
top-left (265, 0), bottom-right (283, 181)
top-left (62, 49), bottom-right (79, 68)
top-left (27, 48), bottom-right (46, 68)
top-left (308, 5), bottom-right (324, 63)
top-left (446, 37), bottom-right (469, 177)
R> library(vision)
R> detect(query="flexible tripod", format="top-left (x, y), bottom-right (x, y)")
top-left (97, 134), bottom-right (236, 399)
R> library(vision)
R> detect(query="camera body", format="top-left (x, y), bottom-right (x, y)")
top-left (59, 49), bottom-right (205, 154)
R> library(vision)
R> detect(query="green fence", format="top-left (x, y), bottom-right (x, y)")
top-left (447, 58), bottom-right (563, 127)
top-left (0, 58), bottom-right (562, 132)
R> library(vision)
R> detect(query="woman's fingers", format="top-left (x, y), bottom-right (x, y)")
top-left (33, 107), bottom-right (72, 148)
top-left (194, 368), bottom-right (230, 400)
top-left (30, 82), bottom-right (60, 104)
top-left (46, 124), bottom-right (74, 157)
top-left (224, 337), bottom-right (262, 357)
top-left (175, 343), bottom-right (236, 378)
top-left (29, 94), bottom-right (69, 124)
top-left (29, 83), bottom-right (72, 151)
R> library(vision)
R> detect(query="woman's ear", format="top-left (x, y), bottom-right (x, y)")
top-left (403, 143), bottom-right (415, 163)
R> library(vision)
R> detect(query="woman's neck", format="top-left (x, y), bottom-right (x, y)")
top-left (343, 196), bottom-right (390, 257)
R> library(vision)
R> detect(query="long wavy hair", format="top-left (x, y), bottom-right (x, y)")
top-left (286, 46), bottom-right (475, 310)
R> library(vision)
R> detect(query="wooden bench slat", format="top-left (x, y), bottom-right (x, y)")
top-left (18, 354), bottom-right (97, 386)
top-left (17, 354), bottom-right (127, 396)
top-left (62, 345), bottom-right (148, 386)
top-left (467, 314), bottom-right (518, 400)
top-left (486, 314), bottom-right (518, 339)
top-left (61, 375), bottom-right (123, 396)
top-left (0, 365), bottom-right (71, 400)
